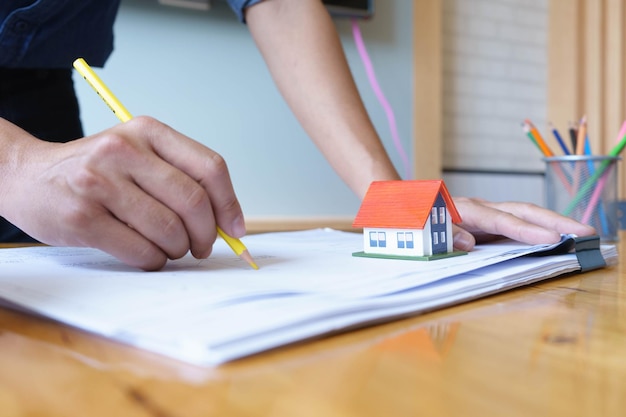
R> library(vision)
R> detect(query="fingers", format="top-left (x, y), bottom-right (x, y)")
top-left (104, 178), bottom-right (199, 260)
top-left (99, 117), bottom-right (244, 260)
top-left (452, 224), bottom-right (475, 251)
top-left (127, 117), bottom-right (246, 239)
top-left (478, 200), bottom-right (596, 237)
top-left (455, 197), bottom-right (561, 244)
top-left (79, 214), bottom-right (169, 271)
top-left (453, 197), bottom-right (596, 246)
top-left (44, 194), bottom-right (169, 271)
top-left (114, 145), bottom-right (218, 260)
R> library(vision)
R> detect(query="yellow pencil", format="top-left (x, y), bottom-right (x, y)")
top-left (73, 57), bottom-right (258, 270)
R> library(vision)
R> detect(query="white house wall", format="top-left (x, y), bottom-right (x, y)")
top-left (361, 210), bottom-right (454, 257)
top-left (446, 212), bottom-right (453, 252)
top-left (422, 222), bottom-right (433, 256)
top-left (362, 227), bottom-right (431, 257)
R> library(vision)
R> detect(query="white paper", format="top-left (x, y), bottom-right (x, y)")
top-left (0, 229), bottom-right (617, 365)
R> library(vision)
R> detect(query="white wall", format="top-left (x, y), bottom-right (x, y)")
top-left (74, 0), bottom-right (414, 220)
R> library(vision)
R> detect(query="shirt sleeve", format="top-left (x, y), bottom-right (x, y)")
top-left (225, 0), bottom-right (266, 23)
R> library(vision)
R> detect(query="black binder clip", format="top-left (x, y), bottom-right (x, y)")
top-left (573, 236), bottom-right (606, 273)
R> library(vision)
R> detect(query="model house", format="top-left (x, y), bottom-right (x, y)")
top-left (352, 180), bottom-right (466, 260)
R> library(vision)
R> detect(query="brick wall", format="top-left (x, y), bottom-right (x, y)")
top-left (441, 0), bottom-right (548, 204)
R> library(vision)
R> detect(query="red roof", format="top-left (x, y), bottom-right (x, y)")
top-left (352, 180), bottom-right (462, 229)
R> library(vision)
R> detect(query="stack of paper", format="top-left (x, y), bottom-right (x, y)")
top-left (0, 229), bottom-right (617, 365)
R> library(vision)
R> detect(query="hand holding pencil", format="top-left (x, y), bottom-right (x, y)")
top-left (70, 57), bottom-right (257, 269)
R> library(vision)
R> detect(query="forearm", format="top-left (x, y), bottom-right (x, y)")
top-left (0, 118), bottom-right (45, 220)
top-left (245, 0), bottom-right (400, 199)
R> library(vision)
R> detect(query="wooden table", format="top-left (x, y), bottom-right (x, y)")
top-left (0, 239), bottom-right (625, 417)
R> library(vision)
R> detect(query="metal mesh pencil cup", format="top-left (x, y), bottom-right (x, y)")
top-left (543, 155), bottom-right (621, 242)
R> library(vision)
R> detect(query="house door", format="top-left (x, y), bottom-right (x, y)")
top-left (430, 194), bottom-right (447, 254)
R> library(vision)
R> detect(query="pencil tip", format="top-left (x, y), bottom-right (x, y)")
top-left (240, 250), bottom-right (259, 270)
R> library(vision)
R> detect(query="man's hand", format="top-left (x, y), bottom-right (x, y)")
top-left (0, 116), bottom-right (245, 271)
top-left (451, 197), bottom-right (597, 251)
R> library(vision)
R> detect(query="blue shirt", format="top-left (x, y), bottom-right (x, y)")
top-left (0, 0), bottom-right (263, 69)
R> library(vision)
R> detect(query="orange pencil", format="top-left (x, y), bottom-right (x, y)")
top-left (575, 115), bottom-right (587, 155)
top-left (524, 119), bottom-right (554, 157)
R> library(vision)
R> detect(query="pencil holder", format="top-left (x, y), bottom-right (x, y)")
top-left (544, 155), bottom-right (621, 242)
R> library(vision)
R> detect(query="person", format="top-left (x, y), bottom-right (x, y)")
top-left (0, 0), bottom-right (595, 270)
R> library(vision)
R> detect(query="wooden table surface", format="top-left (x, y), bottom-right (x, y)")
top-left (0, 239), bottom-right (624, 417)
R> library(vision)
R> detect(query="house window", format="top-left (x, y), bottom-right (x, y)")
top-left (378, 232), bottom-right (387, 247)
top-left (369, 231), bottom-right (378, 247)
top-left (440, 231), bottom-right (446, 243)
top-left (439, 206), bottom-right (446, 223)
top-left (369, 231), bottom-right (387, 248)
top-left (433, 232), bottom-right (439, 245)
top-left (396, 232), bottom-right (414, 249)
top-left (397, 232), bottom-right (405, 248)
top-left (406, 232), bottom-right (414, 248)
top-left (431, 207), bottom-right (438, 224)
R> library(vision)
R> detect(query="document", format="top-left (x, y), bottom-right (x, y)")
top-left (0, 229), bottom-right (617, 365)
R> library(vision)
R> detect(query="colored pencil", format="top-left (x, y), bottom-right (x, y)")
top-left (575, 115), bottom-right (587, 155)
top-left (524, 119), bottom-right (554, 157)
top-left (568, 121), bottom-right (578, 152)
top-left (549, 122), bottom-right (570, 155)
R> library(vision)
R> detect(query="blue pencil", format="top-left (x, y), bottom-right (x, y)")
top-left (583, 135), bottom-right (593, 156)
top-left (549, 122), bottom-right (570, 155)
